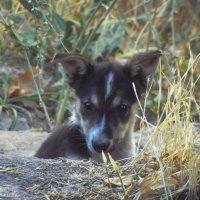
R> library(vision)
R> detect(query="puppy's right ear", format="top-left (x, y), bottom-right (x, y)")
top-left (124, 50), bottom-right (162, 95)
top-left (52, 53), bottom-right (94, 89)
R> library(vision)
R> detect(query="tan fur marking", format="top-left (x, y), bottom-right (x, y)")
top-left (74, 97), bottom-right (96, 135)
top-left (91, 95), bottom-right (98, 108)
top-left (111, 96), bottom-right (121, 108)
top-left (111, 103), bottom-right (138, 139)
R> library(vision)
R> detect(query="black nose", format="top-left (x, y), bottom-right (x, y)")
top-left (92, 139), bottom-right (110, 153)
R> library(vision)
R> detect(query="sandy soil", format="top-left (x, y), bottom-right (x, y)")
top-left (0, 130), bottom-right (49, 157)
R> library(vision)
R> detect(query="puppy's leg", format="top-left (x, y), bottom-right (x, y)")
top-left (35, 123), bottom-right (90, 160)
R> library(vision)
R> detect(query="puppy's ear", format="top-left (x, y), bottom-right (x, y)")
top-left (124, 50), bottom-right (162, 95)
top-left (52, 53), bottom-right (94, 88)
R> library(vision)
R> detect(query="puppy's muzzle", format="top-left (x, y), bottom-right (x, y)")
top-left (92, 138), bottom-right (111, 153)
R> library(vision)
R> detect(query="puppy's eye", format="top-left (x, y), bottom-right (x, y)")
top-left (83, 101), bottom-right (94, 112)
top-left (119, 103), bottom-right (129, 113)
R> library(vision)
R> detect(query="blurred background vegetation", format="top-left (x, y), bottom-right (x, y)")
top-left (0, 0), bottom-right (199, 131)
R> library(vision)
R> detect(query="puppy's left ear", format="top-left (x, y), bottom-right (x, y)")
top-left (124, 50), bottom-right (162, 94)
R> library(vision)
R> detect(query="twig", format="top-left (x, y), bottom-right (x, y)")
top-left (24, 48), bottom-right (53, 131)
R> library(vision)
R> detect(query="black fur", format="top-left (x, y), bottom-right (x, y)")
top-left (36, 123), bottom-right (90, 159)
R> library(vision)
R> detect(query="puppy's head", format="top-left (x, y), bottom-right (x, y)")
top-left (53, 51), bottom-right (161, 154)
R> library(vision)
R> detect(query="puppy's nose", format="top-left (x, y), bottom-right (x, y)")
top-left (92, 139), bottom-right (110, 153)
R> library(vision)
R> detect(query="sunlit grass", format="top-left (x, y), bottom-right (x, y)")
top-left (123, 52), bottom-right (200, 199)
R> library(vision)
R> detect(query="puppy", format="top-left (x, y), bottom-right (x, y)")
top-left (35, 50), bottom-right (161, 162)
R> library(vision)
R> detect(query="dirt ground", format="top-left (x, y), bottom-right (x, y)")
top-left (0, 129), bottom-right (143, 200)
top-left (0, 130), bottom-right (49, 157)
top-left (0, 124), bottom-right (200, 199)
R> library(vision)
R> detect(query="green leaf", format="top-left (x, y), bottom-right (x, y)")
top-left (12, 30), bottom-right (37, 47)
top-left (8, 107), bottom-right (18, 130)
top-left (20, 31), bottom-right (37, 46)
top-left (51, 12), bottom-right (66, 33)
top-left (89, 22), bottom-right (127, 59)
